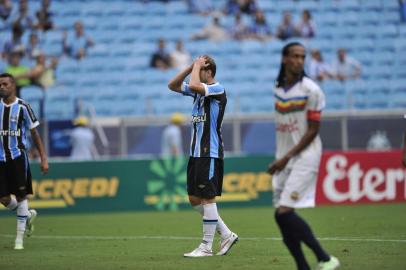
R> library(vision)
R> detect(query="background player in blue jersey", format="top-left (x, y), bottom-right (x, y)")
top-left (0, 73), bottom-right (48, 250)
top-left (168, 56), bottom-right (238, 257)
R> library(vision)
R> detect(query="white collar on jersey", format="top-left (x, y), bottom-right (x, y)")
top-left (1, 97), bottom-right (19, 107)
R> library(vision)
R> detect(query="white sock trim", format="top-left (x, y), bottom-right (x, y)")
top-left (17, 199), bottom-right (29, 217)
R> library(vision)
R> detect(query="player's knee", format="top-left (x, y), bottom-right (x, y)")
top-left (201, 197), bottom-right (216, 205)
top-left (188, 195), bottom-right (201, 206)
top-left (0, 196), bottom-right (11, 206)
top-left (15, 196), bottom-right (27, 202)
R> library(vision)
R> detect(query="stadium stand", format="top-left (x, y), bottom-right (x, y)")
top-left (1, 0), bottom-right (404, 120)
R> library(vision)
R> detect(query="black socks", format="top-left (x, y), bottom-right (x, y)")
top-left (275, 210), bottom-right (330, 270)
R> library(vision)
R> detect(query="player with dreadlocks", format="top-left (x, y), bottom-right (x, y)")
top-left (267, 42), bottom-right (340, 270)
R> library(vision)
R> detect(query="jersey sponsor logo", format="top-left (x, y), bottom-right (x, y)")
top-left (192, 114), bottom-right (207, 123)
top-left (276, 119), bottom-right (299, 133)
top-left (0, 129), bottom-right (21, 137)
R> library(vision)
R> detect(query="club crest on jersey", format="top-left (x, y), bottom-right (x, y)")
top-left (192, 114), bottom-right (206, 123)
top-left (290, 191), bottom-right (300, 201)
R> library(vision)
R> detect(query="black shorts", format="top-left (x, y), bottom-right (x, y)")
top-left (0, 154), bottom-right (33, 198)
top-left (187, 157), bottom-right (224, 199)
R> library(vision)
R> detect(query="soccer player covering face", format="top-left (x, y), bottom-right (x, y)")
top-left (168, 56), bottom-right (238, 257)
top-left (0, 73), bottom-right (49, 250)
top-left (267, 43), bottom-right (340, 270)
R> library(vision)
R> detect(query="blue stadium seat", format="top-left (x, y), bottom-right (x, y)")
top-left (383, 0), bottom-right (399, 11)
top-left (350, 90), bottom-right (367, 110)
top-left (368, 79), bottom-right (391, 95)
top-left (338, 11), bottom-right (359, 26)
top-left (379, 25), bottom-right (398, 38)
top-left (94, 87), bottom-right (120, 102)
top-left (315, 11), bottom-right (338, 27)
top-left (325, 92), bottom-right (348, 111)
top-left (73, 87), bottom-right (95, 103)
top-left (361, 0), bottom-right (382, 11)
top-left (345, 80), bottom-right (368, 95)
top-left (322, 80), bottom-right (345, 96)
top-left (358, 11), bottom-right (380, 26)
top-left (336, 0), bottom-right (361, 11)
top-left (21, 86), bottom-right (45, 101)
top-left (389, 93), bottom-right (406, 109)
top-left (45, 100), bottom-right (74, 120)
top-left (356, 25), bottom-right (379, 39)
top-left (366, 93), bottom-right (389, 109)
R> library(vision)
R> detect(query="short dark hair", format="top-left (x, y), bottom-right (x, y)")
top-left (202, 55), bottom-right (216, 77)
top-left (0, 73), bottom-right (17, 86)
top-left (275, 42), bottom-right (306, 87)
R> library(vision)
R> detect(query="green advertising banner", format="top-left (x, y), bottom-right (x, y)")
top-left (0, 156), bottom-right (274, 214)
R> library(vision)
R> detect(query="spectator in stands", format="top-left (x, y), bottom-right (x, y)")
top-left (223, 0), bottom-right (240, 15)
top-left (34, 0), bottom-right (54, 32)
top-left (15, 53), bottom-right (57, 90)
top-left (400, 0), bottom-right (406, 22)
top-left (161, 112), bottom-right (186, 157)
top-left (276, 11), bottom-right (295, 40)
top-left (191, 15), bottom-right (229, 42)
top-left (248, 9), bottom-right (272, 41)
top-left (228, 13), bottom-right (249, 40)
top-left (239, 0), bottom-right (258, 15)
top-left (224, 0), bottom-right (258, 16)
top-left (3, 23), bottom-right (25, 59)
top-left (150, 38), bottom-right (171, 70)
top-left (5, 52), bottom-right (30, 97)
top-left (25, 32), bottom-right (43, 60)
top-left (187, 0), bottom-right (213, 16)
top-left (11, 0), bottom-right (34, 31)
top-left (70, 116), bottom-right (95, 160)
top-left (0, 0), bottom-right (12, 21)
top-left (308, 49), bottom-right (334, 82)
top-left (332, 48), bottom-right (361, 81)
top-left (63, 21), bottom-right (94, 60)
top-left (295, 9), bottom-right (316, 38)
top-left (170, 40), bottom-right (192, 70)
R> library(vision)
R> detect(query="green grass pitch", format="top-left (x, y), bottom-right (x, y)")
top-left (1, 204), bottom-right (405, 270)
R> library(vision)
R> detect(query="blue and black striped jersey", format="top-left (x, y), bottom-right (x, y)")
top-left (181, 82), bottom-right (227, 159)
top-left (0, 98), bottom-right (39, 161)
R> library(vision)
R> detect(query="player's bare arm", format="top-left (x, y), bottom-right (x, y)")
top-left (167, 64), bottom-right (193, 92)
top-left (188, 56), bottom-right (209, 95)
top-left (30, 128), bottom-right (49, 174)
top-left (268, 120), bottom-right (320, 174)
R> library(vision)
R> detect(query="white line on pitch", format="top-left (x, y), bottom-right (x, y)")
top-left (0, 234), bottom-right (405, 243)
